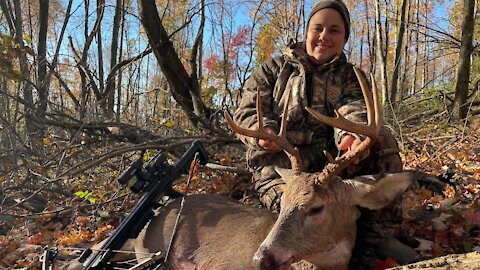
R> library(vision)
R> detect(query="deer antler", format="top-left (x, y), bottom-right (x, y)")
top-left (305, 67), bottom-right (382, 184)
top-left (224, 89), bottom-right (302, 174)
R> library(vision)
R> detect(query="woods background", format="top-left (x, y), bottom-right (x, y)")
top-left (0, 0), bottom-right (479, 268)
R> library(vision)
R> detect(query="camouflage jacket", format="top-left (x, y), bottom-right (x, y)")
top-left (234, 42), bottom-right (368, 173)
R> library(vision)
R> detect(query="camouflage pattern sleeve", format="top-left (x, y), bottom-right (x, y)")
top-left (233, 57), bottom-right (284, 149)
top-left (333, 66), bottom-right (369, 147)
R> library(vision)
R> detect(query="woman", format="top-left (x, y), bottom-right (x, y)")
top-left (234, 0), bottom-right (403, 210)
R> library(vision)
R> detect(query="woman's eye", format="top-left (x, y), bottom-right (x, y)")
top-left (330, 27), bottom-right (342, 34)
top-left (308, 206), bottom-right (325, 216)
top-left (311, 26), bottom-right (323, 32)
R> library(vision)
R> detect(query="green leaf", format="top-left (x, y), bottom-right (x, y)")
top-left (74, 190), bottom-right (90, 199)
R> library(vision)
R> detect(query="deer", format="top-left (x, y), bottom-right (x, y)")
top-left (66, 67), bottom-right (414, 270)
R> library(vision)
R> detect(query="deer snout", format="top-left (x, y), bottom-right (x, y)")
top-left (253, 249), bottom-right (274, 270)
top-left (253, 246), bottom-right (294, 270)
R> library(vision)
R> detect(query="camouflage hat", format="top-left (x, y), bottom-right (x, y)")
top-left (304, 0), bottom-right (351, 42)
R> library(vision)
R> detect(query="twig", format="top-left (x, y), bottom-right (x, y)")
top-left (58, 137), bottom-right (238, 178)
top-left (205, 163), bottom-right (250, 174)
top-left (462, 82), bottom-right (480, 139)
top-left (415, 135), bottom-right (456, 142)
top-left (428, 135), bottom-right (461, 159)
top-left (0, 191), bottom-right (131, 218)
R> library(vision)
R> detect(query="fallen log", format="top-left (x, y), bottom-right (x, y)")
top-left (391, 251), bottom-right (480, 269)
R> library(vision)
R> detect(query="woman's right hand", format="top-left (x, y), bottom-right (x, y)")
top-left (258, 127), bottom-right (282, 151)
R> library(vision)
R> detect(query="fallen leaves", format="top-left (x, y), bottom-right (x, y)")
top-left (56, 230), bottom-right (91, 247)
top-left (0, 120), bottom-right (478, 269)
top-left (375, 257), bottom-right (400, 270)
top-left (396, 124), bottom-right (480, 261)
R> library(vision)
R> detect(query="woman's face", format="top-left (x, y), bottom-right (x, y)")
top-left (306, 8), bottom-right (346, 65)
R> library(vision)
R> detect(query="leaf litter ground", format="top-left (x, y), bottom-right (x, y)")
top-left (0, 118), bottom-right (479, 269)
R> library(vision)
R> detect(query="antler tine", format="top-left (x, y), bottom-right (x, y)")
top-left (355, 67), bottom-right (382, 136)
top-left (278, 89), bottom-right (290, 138)
top-left (308, 67), bottom-right (382, 184)
top-left (224, 89), bottom-right (302, 174)
top-left (368, 72), bottom-right (382, 135)
top-left (305, 66), bottom-right (381, 140)
top-left (256, 88), bottom-right (265, 133)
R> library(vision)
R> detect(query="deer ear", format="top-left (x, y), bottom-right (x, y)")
top-left (347, 172), bottom-right (415, 210)
top-left (274, 167), bottom-right (301, 184)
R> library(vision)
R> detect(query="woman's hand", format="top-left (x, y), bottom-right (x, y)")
top-left (258, 127), bottom-right (282, 151)
top-left (337, 134), bottom-right (365, 164)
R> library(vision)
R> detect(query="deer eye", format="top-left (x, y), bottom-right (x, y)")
top-left (308, 205), bottom-right (325, 216)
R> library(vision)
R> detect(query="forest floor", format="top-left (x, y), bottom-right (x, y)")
top-left (0, 114), bottom-right (479, 269)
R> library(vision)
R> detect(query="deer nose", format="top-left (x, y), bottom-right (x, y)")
top-left (253, 248), bottom-right (276, 270)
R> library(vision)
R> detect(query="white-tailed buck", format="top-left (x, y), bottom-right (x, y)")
top-left (67, 67), bottom-right (414, 270)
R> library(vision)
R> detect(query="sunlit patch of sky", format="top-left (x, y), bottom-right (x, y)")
top-left (56, 0), bottom-right (459, 81)
top-left (432, 0), bottom-right (456, 31)
top-left (50, 0), bottom-right (464, 109)
top-left (59, 0), bottom-right (457, 60)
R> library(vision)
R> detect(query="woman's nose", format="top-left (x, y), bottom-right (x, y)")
top-left (318, 29), bottom-right (327, 40)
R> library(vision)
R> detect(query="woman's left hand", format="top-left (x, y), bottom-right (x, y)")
top-left (337, 134), bottom-right (364, 164)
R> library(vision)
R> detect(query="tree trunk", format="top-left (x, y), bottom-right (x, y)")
top-left (78, 1), bottom-right (90, 119)
top-left (138, 0), bottom-right (219, 133)
top-left (452, 0), bottom-right (475, 120)
top-left (0, 0), bottom-right (15, 33)
top-left (411, 0), bottom-right (420, 95)
top-left (0, 77), bottom-right (11, 147)
top-left (75, 0), bottom-right (104, 119)
top-left (37, 0), bottom-right (49, 117)
top-left (189, 0), bottom-right (205, 116)
top-left (421, 0), bottom-right (429, 91)
top-left (364, 0), bottom-right (375, 75)
top-left (97, 0), bottom-right (104, 98)
top-left (46, 0), bottom-right (75, 109)
top-left (13, 0), bottom-right (35, 137)
top-left (399, 0), bottom-right (411, 104)
top-left (374, 0), bottom-right (388, 105)
top-left (116, 0), bottom-right (126, 122)
top-left (104, 0), bottom-right (122, 119)
top-left (358, 27), bottom-right (363, 69)
top-left (384, 3), bottom-right (390, 103)
top-left (389, 0), bottom-right (408, 109)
